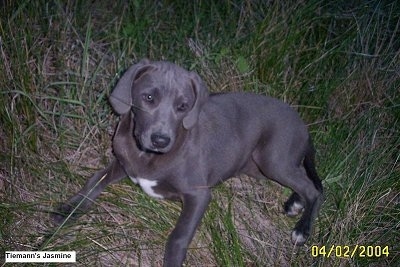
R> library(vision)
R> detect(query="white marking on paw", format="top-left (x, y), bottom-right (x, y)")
top-left (136, 178), bottom-right (164, 199)
top-left (287, 201), bottom-right (304, 216)
top-left (291, 230), bottom-right (306, 245)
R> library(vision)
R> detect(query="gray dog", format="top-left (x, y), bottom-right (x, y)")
top-left (54, 59), bottom-right (323, 266)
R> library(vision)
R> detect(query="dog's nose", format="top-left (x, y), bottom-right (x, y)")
top-left (151, 133), bottom-right (171, 149)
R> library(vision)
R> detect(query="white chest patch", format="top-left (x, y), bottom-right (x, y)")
top-left (129, 176), bottom-right (164, 199)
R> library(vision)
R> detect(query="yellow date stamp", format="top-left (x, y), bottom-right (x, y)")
top-left (311, 245), bottom-right (389, 258)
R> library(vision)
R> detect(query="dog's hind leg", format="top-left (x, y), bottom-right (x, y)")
top-left (53, 159), bottom-right (127, 224)
top-left (253, 146), bottom-right (323, 245)
top-left (288, 177), bottom-right (323, 245)
top-left (284, 192), bottom-right (305, 217)
top-left (274, 166), bottom-right (322, 245)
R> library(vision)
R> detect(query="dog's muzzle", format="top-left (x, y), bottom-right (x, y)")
top-left (151, 133), bottom-right (171, 149)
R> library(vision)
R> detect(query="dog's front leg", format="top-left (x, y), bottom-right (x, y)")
top-left (164, 189), bottom-right (211, 267)
top-left (53, 159), bottom-right (126, 224)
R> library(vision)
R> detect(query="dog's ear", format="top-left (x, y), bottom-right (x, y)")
top-left (109, 59), bottom-right (152, 115)
top-left (183, 71), bottom-right (209, 130)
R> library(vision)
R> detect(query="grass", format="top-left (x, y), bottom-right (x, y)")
top-left (1, 0), bottom-right (399, 266)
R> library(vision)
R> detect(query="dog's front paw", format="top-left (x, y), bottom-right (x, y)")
top-left (51, 203), bottom-right (79, 225)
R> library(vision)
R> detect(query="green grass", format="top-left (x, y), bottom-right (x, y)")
top-left (1, 0), bottom-right (399, 266)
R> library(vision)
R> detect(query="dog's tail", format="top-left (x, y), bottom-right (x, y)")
top-left (304, 139), bottom-right (323, 193)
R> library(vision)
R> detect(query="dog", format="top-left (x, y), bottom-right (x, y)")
top-left (53, 59), bottom-right (323, 266)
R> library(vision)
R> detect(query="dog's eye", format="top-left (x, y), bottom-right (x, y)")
top-left (142, 94), bottom-right (154, 103)
top-left (177, 102), bottom-right (188, 112)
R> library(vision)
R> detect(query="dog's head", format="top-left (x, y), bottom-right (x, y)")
top-left (109, 59), bottom-right (208, 153)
